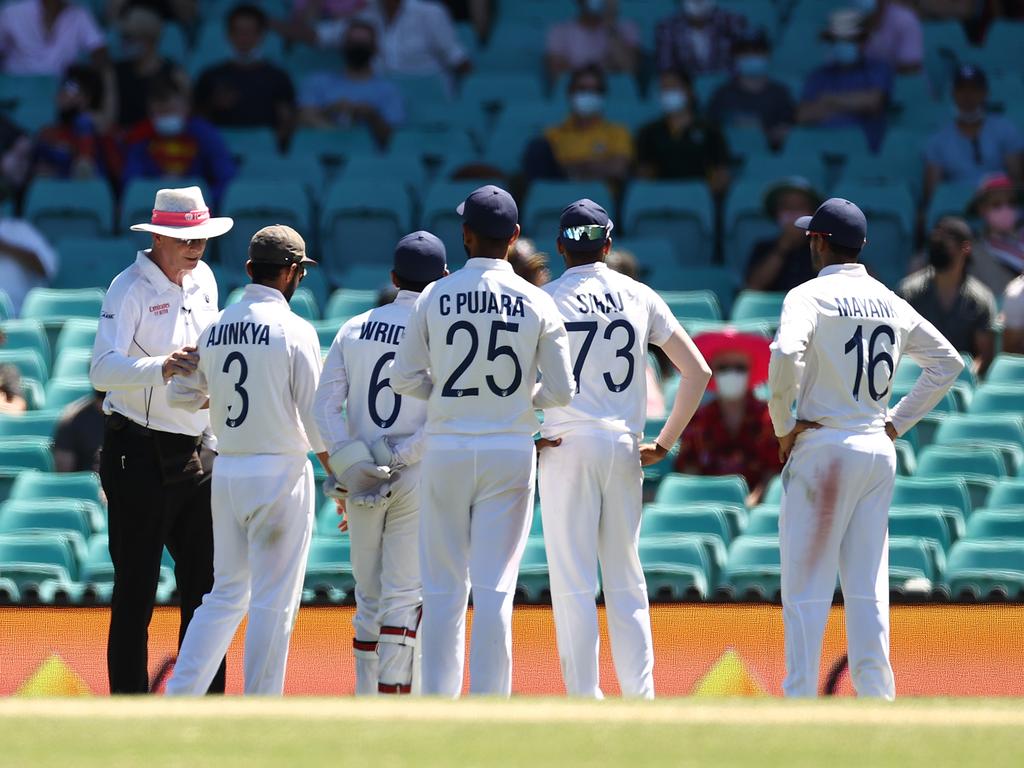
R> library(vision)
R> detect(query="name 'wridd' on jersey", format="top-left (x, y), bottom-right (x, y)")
top-left (439, 290), bottom-right (526, 317)
top-left (358, 320), bottom-right (406, 346)
top-left (835, 296), bottom-right (896, 319)
top-left (206, 321), bottom-right (272, 346)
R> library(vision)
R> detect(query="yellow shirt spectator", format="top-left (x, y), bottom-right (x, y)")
top-left (544, 117), bottom-right (634, 179)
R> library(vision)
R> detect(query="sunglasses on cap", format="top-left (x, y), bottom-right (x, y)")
top-left (561, 223), bottom-right (611, 242)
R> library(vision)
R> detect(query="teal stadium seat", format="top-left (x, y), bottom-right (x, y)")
top-left (762, 474), bottom-right (783, 505)
top-left (944, 539), bottom-right (1024, 599)
top-left (610, 238), bottom-right (680, 291)
top-left (926, 182), bottom-right (975, 230)
top-left (54, 319), bottom-right (98, 358)
top-left (219, 180), bottom-right (312, 279)
top-left (325, 290), bottom-right (378, 322)
top-left (745, 505), bottom-right (780, 536)
top-left (968, 385), bottom-right (1024, 415)
top-left (641, 506), bottom-right (733, 545)
top-left (304, 536), bottom-right (354, 599)
top-left (730, 291), bottom-right (785, 324)
top-left (10, 470), bottom-right (105, 510)
top-left (891, 504), bottom-right (964, 543)
top-left (0, 348), bottom-right (48, 383)
top-left (889, 507), bottom-right (953, 552)
top-left (389, 126), bottom-right (473, 165)
top-left (524, 180), bottom-right (613, 239)
top-left (341, 154), bottom-right (428, 198)
top-left (677, 267), bottom-right (740, 317)
top-left (934, 414), bottom-right (1024, 451)
top-left (782, 125), bottom-right (871, 161)
top-left (24, 179), bottom-right (113, 242)
top-left (965, 509), bottom-right (1024, 541)
top-left (483, 104), bottom-right (565, 174)
top-left (722, 179), bottom-right (777, 273)
top-left (658, 291), bottom-right (722, 323)
top-left (21, 288), bottom-right (105, 326)
top-left (893, 438), bottom-right (918, 476)
top-left (517, 537), bottom-right (550, 604)
top-left (986, 355), bottom-right (1024, 385)
top-left (421, 181), bottom-right (502, 270)
top-left (53, 236), bottom-right (139, 290)
top-left (44, 378), bottom-right (94, 412)
top-left (218, 127), bottom-right (279, 165)
top-left (0, 501), bottom-right (93, 540)
top-left (0, 290), bottom-right (13, 321)
top-left (0, 410), bottom-right (61, 440)
top-left (724, 535), bottom-right (781, 599)
top-left (286, 127), bottom-right (378, 170)
top-left (916, 444), bottom-right (1004, 510)
top-left (52, 349), bottom-right (93, 380)
top-left (888, 536), bottom-right (938, 589)
top-left (987, 478), bottom-right (1024, 509)
top-left (0, 532), bottom-right (78, 588)
top-left (833, 182), bottom-right (914, 287)
top-left (458, 72), bottom-right (544, 110)
top-left (1, 320), bottom-right (50, 369)
top-left (892, 476), bottom-right (971, 519)
top-left (475, 20), bottom-right (546, 72)
top-left (236, 152), bottom-right (324, 196)
top-left (643, 502), bottom-right (746, 539)
top-left (0, 438), bottom-right (54, 472)
top-left (638, 534), bottom-right (711, 600)
top-left (622, 181), bottom-right (714, 265)
top-left (655, 473), bottom-right (748, 508)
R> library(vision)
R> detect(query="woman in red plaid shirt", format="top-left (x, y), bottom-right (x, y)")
top-left (674, 330), bottom-right (780, 506)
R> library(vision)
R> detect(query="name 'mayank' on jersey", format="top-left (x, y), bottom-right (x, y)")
top-left (206, 321), bottom-right (271, 346)
top-left (835, 296), bottom-right (897, 319)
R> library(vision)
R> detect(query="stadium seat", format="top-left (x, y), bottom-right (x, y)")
top-left (638, 534), bottom-right (711, 601)
top-left (54, 319), bottom-right (98, 358)
top-left (657, 291), bottom-right (722, 323)
top-left (730, 291), bottom-right (785, 324)
top-left (916, 444), bottom-right (1004, 510)
top-left (458, 72), bottom-right (544, 110)
top-left (986, 355), bottom-right (1024, 385)
top-left (21, 288), bottom-right (105, 326)
top-left (225, 286), bottom-right (319, 321)
top-left (745, 505), bottom-right (780, 536)
top-left (287, 128), bottom-right (378, 170)
top-left (52, 349), bottom-right (93, 380)
top-left (889, 507), bottom-right (953, 553)
top-left (304, 536), bottom-right (353, 598)
top-left (987, 478), bottom-right (1024, 509)
top-left (890, 385), bottom-right (956, 415)
top-left (965, 509), bottom-right (1024, 541)
top-left (523, 180), bottom-right (614, 239)
top-left (54, 237), bottom-right (139, 290)
top-left (218, 127), bottom-right (279, 164)
top-left (23, 179), bottom-right (114, 242)
top-left (724, 535), bottom-right (781, 600)
top-left (0, 290), bottom-right (12, 322)
top-left (654, 474), bottom-right (749, 509)
top-left (934, 414), bottom-right (1024, 451)
top-left (421, 180), bottom-right (503, 269)
top-left (80, 534), bottom-right (114, 593)
top-left (389, 126), bottom-right (473, 165)
top-left (622, 181), bottom-right (714, 265)
top-left (892, 476), bottom-right (971, 519)
top-left (475, 19), bottom-right (546, 72)
top-left (762, 474), bottom-right (783, 505)
top-left (218, 180), bottom-right (312, 272)
top-left (782, 125), bottom-right (871, 161)
top-left (968, 385), bottom-right (1024, 415)
top-left (0, 320), bottom-right (50, 370)
top-left (722, 179), bottom-right (778, 273)
top-left (18, 378), bottom-right (45, 411)
top-left (832, 182), bottom-right (914, 287)
top-left (0, 532), bottom-right (78, 587)
top-left (120, 178), bottom-right (208, 232)
top-left (889, 536), bottom-right (938, 590)
top-left (925, 182), bottom-right (975, 230)
top-left (610, 237), bottom-right (679, 291)
top-left (10, 470), bottom-right (104, 510)
top-left (891, 504), bottom-right (965, 543)
top-left (341, 154), bottom-right (428, 197)
top-left (0, 439), bottom-right (54, 472)
top-left (641, 506), bottom-right (733, 545)
top-left (0, 411), bottom-right (61, 441)
top-left (643, 502), bottom-right (746, 540)
top-left (0, 501), bottom-right (93, 540)
top-left (325, 290), bottom-right (377, 322)
top-left (0, 348), bottom-right (48, 383)
top-left (893, 438), bottom-right (917, 476)
top-left (944, 539), bottom-right (1024, 599)
top-left (236, 152), bottom-right (325, 196)
top-left (44, 378), bottom-right (94, 412)
top-left (517, 537), bottom-right (550, 603)
top-left (482, 104), bottom-right (564, 174)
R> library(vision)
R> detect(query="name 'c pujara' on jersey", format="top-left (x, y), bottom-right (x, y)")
top-left (439, 290), bottom-right (526, 317)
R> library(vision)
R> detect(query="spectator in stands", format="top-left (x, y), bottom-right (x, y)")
top-left (0, 115), bottom-right (32, 195)
top-left (545, 0), bottom-right (640, 79)
top-left (527, 66), bottom-right (632, 185)
top-left (113, 6), bottom-right (189, 129)
top-left (797, 9), bottom-right (892, 153)
top-left (924, 65), bottom-right (1024, 203)
top-left (123, 79), bottom-right (237, 204)
top-left (508, 238), bottom-right (550, 287)
top-left (707, 29), bottom-right (796, 152)
top-left (675, 330), bottom-right (778, 506)
top-left (34, 64), bottom-right (119, 182)
top-left (299, 19), bottom-right (404, 148)
top-left (899, 216), bottom-right (995, 376)
top-left (0, 192), bottom-right (59, 314)
top-left (745, 177), bottom-right (820, 292)
top-left (438, 0), bottom-right (492, 44)
top-left (856, 0), bottom-right (924, 74)
top-left (107, 0), bottom-right (199, 32)
top-left (0, 364), bottom-right (27, 413)
top-left (655, 0), bottom-right (748, 75)
top-left (969, 173), bottom-right (1024, 296)
top-left (1001, 274), bottom-right (1024, 354)
top-left (53, 389), bottom-right (104, 472)
top-left (636, 68), bottom-right (730, 194)
top-left (194, 4), bottom-right (297, 145)
top-left (0, 0), bottom-right (108, 75)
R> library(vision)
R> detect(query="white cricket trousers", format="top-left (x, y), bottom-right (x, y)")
top-left (349, 465), bottom-right (422, 695)
top-left (419, 434), bottom-right (536, 698)
top-left (539, 430), bottom-right (653, 699)
top-left (780, 427), bottom-right (897, 700)
top-left (166, 454), bottom-right (314, 696)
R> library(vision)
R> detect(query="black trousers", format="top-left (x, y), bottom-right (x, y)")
top-left (99, 417), bottom-right (226, 694)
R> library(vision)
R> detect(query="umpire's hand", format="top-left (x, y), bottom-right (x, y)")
top-left (162, 346), bottom-right (199, 380)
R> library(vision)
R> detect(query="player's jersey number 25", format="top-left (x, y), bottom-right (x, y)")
top-left (441, 319), bottom-right (523, 398)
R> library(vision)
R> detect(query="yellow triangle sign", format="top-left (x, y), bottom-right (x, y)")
top-left (691, 649), bottom-right (767, 697)
top-left (16, 654), bottom-right (92, 697)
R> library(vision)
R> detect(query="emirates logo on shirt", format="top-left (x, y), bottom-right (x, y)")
top-left (150, 303), bottom-right (170, 316)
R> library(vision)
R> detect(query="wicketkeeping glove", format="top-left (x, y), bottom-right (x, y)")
top-left (369, 436), bottom-right (404, 469)
top-left (348, 469), bottom-right (401, 510)
top-left (328, 441), bottom-right (391, 497)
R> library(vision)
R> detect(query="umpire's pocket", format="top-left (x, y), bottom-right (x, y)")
top-left (152, 432), bottom-right (203, 486)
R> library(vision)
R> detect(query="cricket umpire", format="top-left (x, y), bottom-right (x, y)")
top-left (90, 186), bottom-right (231, 694)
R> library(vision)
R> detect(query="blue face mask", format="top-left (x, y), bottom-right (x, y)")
top-left (660, 89), bottom-right (688, 114)
top-left (571, 91), bottom-right (605, 117)
top-left (830, 41), bottom-right (861, 66)
top-left (735, 54), bottom-right (769, 78)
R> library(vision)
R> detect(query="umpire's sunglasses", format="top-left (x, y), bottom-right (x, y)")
top-left (561, 224), bottom-right (610, 242)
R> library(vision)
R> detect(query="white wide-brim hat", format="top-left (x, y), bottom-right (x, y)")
top-left (130, 186), bottom-right (234, 239)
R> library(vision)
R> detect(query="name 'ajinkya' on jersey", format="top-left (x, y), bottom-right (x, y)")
top-left (540, 261), bottom-right (681, 439)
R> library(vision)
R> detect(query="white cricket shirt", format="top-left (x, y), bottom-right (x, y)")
top-left (314, 290), bottom-right (427, 454)
top-left (769, 263), bottom-right (964, 437)
top-left (540, 262), bottom-right (681, 439)
top-left (168, 284), bottom-right (326, 456)
top-left (391, 258), bottom-right (575, 437)
top-left (91, 250), bottom-right (218, 437)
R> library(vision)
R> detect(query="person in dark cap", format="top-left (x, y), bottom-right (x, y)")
top-left (165, 224), bottom-right (332, 695)
top-left (924, 64), bottom-right (1024, 203)
top-left (390, 184), bottom-right (575, 698)
top-left (313, 230), bottom-right (448, 696)
top-left (745, 176), bottom-right (821, 292)
top-left (769, 196), bottom-right (963, 700)
top-left (899, 216), bottom-right (996, 377)
top-left (536, 197), bottom-right (711, 699)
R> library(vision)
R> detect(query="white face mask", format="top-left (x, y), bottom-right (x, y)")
top-left (154, 114), bottom-right (185, 136)
top-left (571, 91), bottom-right (605, 117)
top-left (715, 370), bottom-right (749, 400)
top-left (660, 88), bottom-right (688, 114)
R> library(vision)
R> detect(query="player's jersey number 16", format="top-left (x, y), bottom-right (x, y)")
top-left (844, 322), bottom-right (895, 402)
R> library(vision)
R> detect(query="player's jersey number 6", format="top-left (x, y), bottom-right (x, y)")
top-left (369, 351), bottom-right (402, 428)
top-left (565, 319), bottom-right (637, 394)
top-left (442, 320), bottom-right (523, 398)
top-left (223, 351), bottom-right (249, 428)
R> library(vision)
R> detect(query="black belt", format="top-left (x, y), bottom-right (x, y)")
top-left (106, 412), bottom-right (202, 447)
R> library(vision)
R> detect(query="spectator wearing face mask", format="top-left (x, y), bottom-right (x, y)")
top-left (194, 4), bottom-right (297, 145)
top-left (968, 174), bottom-right (1024, 296)
top-left (113, 6), bottom-right (189, 129)
top-left (299, 19), bottom-right (404, 148)
top-left (655, 0), bottom-right (748, 76)
top-left (924, 65), bottom-right (1024, 204)
top-left (122, 79), bottom-right (237, 204)
top-left (531, 65), bottom-right (632, 185)
top-left (899, 216), bottom-right (995, 376)
top-left (675, 330), bottom-right (778, 507)
top-left (745, 177), bottom-right (821, 292)
top-left (797, 9), bottom-right (892, 153)
top-left (636, 68), bottom-right (730, 194)
top-left (545, 0), bottom-right (640, 79)
top-left (856, 0), bottom-right (924, 75)
top-left (707, 28), bottom-right (796, 152)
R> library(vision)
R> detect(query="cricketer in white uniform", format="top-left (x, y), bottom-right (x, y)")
top-left (769, 199), bottom-right (963, 699)
top-left (314, 231), bottom-right (449, 695)
top-left (165, 225), bottom-right (328, 695)
top-left (539, 200), bottom-right (712, 699)
top-left (391, 185), bottom-right (575, 698)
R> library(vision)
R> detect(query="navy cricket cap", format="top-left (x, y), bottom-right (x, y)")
top-left (954, 63), bottom-right (988, 90)
top-left (558, 198), bottom-right (614, 252)
top-left (794, 197), bottom-right (868, 250)
top-left (393, 230), bottom-right (447, 283)
top-left (456, 184), bottom-right (519, 240)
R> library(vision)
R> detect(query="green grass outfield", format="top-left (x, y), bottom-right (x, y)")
top-left (1, 698), bottom-right (1023, 768)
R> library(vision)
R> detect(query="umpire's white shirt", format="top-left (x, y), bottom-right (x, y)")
top-left (169, 284), bottom-right (326, 456)
top-left (314, 290), bottom-right (426, 454)
top-left (90, 250), bottom-right (218, 437)
top-left (769, 263), bottom-right (964, 438)
top-left (391, 258), bottom-right (574, 437)
top-left (541, 262), bottom-right (681, 438)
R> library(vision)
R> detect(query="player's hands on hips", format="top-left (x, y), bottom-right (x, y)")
top-left (885, 422), bottom-right (898, 441)
top-left (162, 346), bottom-right (199, 380)
top-left (335, 498), bottom-right (348, 532)
top-left (535, 437), bottom-right (561, 452)
top-left (639, 441), bottom-right (670, 466)
top-left (324, 473), bottom-right (348, 501)
top-left (778, 420), bottom-right (822, 463)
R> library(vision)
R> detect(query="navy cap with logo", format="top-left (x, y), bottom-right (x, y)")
top-left (794, 197), bottom-right (868, 250)
top-left (249, 224), bottom-right (317, 266)
top-left (953, 63), bottom-right (988, 90)
top-left (393, 230), bottom-right (447, 283)
top-left (558, 198), bottom-right (614, 252)
top-left (456, 184), bottom-right (519, 240)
